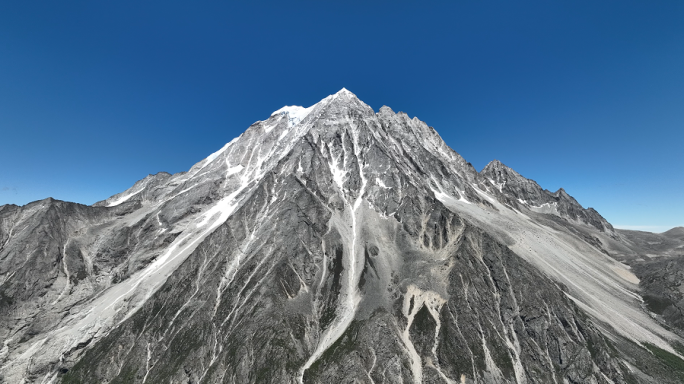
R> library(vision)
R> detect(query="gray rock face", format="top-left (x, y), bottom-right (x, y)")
top-left (609, 229), bottom-right (684, 337)
top-left (479, 160), bottom-right (615, 235)
top-left (662, 227), bottom-right (684, 242)
top-left (1, 89), bottom-right (682, 383)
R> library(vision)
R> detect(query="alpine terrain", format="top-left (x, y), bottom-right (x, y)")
top-left (1, 89), bottom-right (684, 383)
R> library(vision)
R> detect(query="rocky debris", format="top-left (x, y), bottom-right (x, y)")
top-left (611, 229), bottom-right (684, 339)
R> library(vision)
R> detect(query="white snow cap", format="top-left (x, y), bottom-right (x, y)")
top-left (270, 88), bottom-right (358, 128)
top-left (271, 105), bottom-right (314, 128)
top-left (329, 88), bottom-right (358, 101)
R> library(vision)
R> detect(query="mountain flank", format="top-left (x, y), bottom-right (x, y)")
top-left (1, 89), bottom-right (683, 383)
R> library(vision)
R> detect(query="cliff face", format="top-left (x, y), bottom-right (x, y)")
top-left (1, 89), bottom-right (682, 383)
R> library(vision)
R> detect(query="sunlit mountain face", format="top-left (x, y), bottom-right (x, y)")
top-left (2, 89), bottom-right (684, 384)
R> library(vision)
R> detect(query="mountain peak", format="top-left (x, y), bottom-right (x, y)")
top-left (323, 88), bottom-right (366, 106)
top-left (481, 159), bottom-right (523, 181)
top-left (334, 87), bottom-right (355, 97)
top-left (482, 159), bottom-right (505, 172)
top-left (313, 88), bottom-right (374, 119)
top-left (269, 89), bottom-right (369, 129)
top-left (555, 187), bottom-right (571, 198)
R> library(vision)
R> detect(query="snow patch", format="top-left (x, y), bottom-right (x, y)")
top-left (271, 105), bottom-right (314, 128)
top-left (376, 178), bottom-right (390, 189)
top-left (197, 137), bottom-right (239, 173)
top-left (225, 164), bottom-right (244, 177)
top-left (430, 177), bottom-right (470, 205)
top-left (106, 188), bottom-right (143, 207)
top-left (487, 177), bottom-right (505, 193)
top-left (529, 202), bottom-right (559, 215)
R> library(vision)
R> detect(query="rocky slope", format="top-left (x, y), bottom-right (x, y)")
top-left (605, 228), bottom-right (684, 339)
top-left (478, 160), bottom-right (616, 234)
top-left (1, 89), bottom-right (683, 383)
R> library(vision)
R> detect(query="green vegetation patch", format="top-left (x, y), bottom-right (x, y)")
top-left (643, 342), bottom-right (684, 375)
top-left (642, 294), bottom-right (673, 315)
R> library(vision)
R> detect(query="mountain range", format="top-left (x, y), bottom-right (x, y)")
top-left (1, 89), bottom-right (684, 383)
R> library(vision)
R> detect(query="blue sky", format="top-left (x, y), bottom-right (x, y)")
top-left (1, 1), bottom-right (682, 232)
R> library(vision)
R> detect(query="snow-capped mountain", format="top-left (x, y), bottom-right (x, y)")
top-left (1, 89), bottom-right (684, 383)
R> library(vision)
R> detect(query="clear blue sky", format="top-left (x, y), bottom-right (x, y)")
top-left (1, 1), bottom-right (682, 232)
